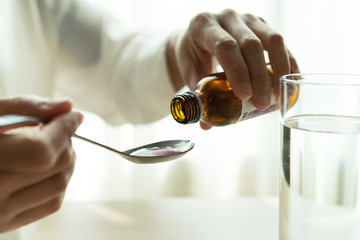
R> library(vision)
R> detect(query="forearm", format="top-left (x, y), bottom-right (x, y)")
top-left (41, 1), bottom-right (177, 124)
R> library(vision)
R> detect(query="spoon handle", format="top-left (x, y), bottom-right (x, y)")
top-left (73, 134), bottom-right (124, 155)
top-left (0, 114), bottom-right (194, 164)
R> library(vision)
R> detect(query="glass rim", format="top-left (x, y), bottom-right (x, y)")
top-left (280, 73), bottom-right (360, 86)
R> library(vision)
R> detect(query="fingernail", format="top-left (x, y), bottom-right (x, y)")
top-left (239, 82), bottom-right (252, 100)
top-left (76, 112), bottom-right (84, 125)
top-left (256, 95), bottom-right (270, 109)
top-left (54, 96), bottom-right (73, 104)
top-left (40, 97), bottom-right (72, 110)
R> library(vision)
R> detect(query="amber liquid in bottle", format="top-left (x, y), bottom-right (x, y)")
top-left (170, 72), bottom-right (298, 127)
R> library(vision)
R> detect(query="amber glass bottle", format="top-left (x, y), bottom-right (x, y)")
top-left (170, 72), bottom-right (298, 126)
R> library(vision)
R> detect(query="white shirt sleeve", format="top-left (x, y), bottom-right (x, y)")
top-left (0, 0), bottom-right (176, 125)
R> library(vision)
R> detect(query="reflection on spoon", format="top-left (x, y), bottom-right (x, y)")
top-left (0, 114), bottom-right (195, 164)
top-left (130, 148), bottom-right (182, 157)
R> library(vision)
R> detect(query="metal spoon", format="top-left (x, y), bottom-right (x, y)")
top-left (0, 114), bottom-right (195, 164)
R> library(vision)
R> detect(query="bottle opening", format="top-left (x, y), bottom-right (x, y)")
top-left (171, 98), bottom-right (187, 122)
top-left (170, 91), bottom-right (202, 124)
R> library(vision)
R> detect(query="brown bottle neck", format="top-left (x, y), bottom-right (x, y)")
top-left (170, 91), bottom-right (203, 124)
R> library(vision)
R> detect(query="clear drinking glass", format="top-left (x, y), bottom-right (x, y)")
top-left (279, 73), bottom-right (360, 240)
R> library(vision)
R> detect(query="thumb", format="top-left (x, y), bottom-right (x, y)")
top-left (0, 111), bottom-right (83, 172)
top-left (200, 121), bottom-right (212, 130)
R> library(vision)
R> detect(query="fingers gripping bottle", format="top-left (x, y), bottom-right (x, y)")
top-left (170, 71), bottom-right (298, 126)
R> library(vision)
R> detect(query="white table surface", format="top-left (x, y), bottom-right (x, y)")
top-left (31, 197), bottom-right (279, 240)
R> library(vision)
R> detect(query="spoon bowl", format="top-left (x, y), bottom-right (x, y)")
top-left (0, 114), bottom-right (194, 164)
top-left (120, 139), bottom-right (193, 163)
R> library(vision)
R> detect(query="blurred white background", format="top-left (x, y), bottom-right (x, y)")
top-left (66, 0), bottom-right (360, 201)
